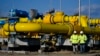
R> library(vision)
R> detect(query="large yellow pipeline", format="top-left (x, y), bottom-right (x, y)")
top-left (3, 22), bottom-right (100, 36)
top-left (83, 27), bottom-right (100, 35)
top-left (43, 11), bottom-right (100, 26)
top-left (43, 11), bottom-right (88, 27)
top-left (3, 23), bottom-right (73, 35)
top-left (89, 19), bottom-right (100, 25)
top-left (2, 11), bottom-right (100, 36)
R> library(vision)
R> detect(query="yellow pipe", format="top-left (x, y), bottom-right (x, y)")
top-left (43, 11), bottom-right (88, 27)
top-left (3, 23), bottom-right (100, 35)
top-left (43, 13), bottom-right (54, 24)
top-left (0, 28), bottom-right (9, 38)
top-left (89, 19), bottom-right (100, 25)
top-left (32, 17), bottom-right (43, 23)
top-left (19, 17), bottom-right (29, 23)
top-left (43, 12), bottom-right (65, 23)
top-left (53, 11), bottom-right (65, 23)
top-left (3, 23), bottom-right (73, 35)
top-left (83, 27), bottom-right (100, 35)
top-left (80, 16), bottom-right (88, 27)
top-left (3, 23), bottom-right (41, 32)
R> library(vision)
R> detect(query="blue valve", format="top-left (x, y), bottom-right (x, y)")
top-left (9, 9), bottom-right (28, 17)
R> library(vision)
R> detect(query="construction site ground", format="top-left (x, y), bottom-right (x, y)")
top-left (0, 50), bottom-right (100, 56)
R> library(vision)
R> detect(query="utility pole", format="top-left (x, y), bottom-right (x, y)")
top-left (89, 0), bottom-right (91, 26)
top-left (79, 0), bottom-right (81, 25)
top-left (60, 0), bottom-right (62, 11)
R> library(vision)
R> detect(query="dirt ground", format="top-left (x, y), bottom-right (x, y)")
top-left (0, 50), bottom-right (100, 56)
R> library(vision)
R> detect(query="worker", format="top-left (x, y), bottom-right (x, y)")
top-left (70, 31), bottom-right (79, 54)
top-left (79, 31), bottom-right (87, 53)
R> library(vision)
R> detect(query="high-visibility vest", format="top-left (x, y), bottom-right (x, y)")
top-left (79, 34), bottom-right (87, 44)
top-left (70, 34), bottom-right (79, 44)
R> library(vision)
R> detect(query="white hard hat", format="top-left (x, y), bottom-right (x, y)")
top-left (80, 31), bottom-right (83, 34)
top-left (73, 31), bottom-right (77, 33)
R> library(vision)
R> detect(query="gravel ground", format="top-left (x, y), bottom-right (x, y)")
top-left (0, 50), bottom-right (100, 56)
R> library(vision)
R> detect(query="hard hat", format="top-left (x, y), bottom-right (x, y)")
top-left (80, 31), bottom-right (83, 34)
top-left (73, 31), bottom-right (77, 33)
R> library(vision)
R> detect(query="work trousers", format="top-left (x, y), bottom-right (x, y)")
top-left (80, 44), bottom-right (85, 53)
top-left (72, 44), bottom-right (78, 53)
